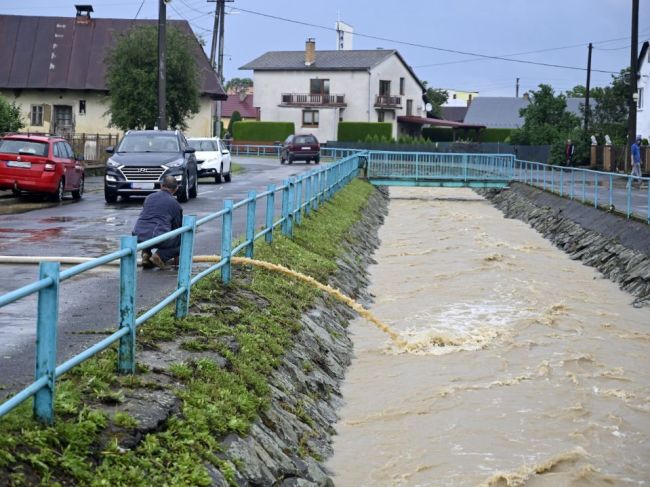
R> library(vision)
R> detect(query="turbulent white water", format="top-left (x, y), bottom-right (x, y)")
top-left (326, 187), bottom-right (650, 487)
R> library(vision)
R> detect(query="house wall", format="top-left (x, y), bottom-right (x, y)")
top-left (1, 89), bottom-right (215, 137)
top-left (638, 50), bottom-right (650, 141)
top-left (251, 53), bottom-right (424, 141)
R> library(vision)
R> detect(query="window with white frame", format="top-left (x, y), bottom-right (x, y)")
top-left (638, 87), bottom-right (644, 110)
top-left (30, 105), bottom-right (44, 126)
top-left (302, 109), bottom-right (319, 127)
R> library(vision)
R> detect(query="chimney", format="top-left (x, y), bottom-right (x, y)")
top-left (305, 38), bottom-right (316, 67)
top-left (522, 92), bottom-right (530, 101)
top-left (75, 4), bottom-right (94, 24)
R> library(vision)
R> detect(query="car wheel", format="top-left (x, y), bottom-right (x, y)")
top-left (215, 164), bottom-right (223, 183)
top-left (287, 154), bottom-right (293, 164)
top-left (189, 170), bottom-right (198, 198)
top-left (177, 174), bottom-right (190, 202)
top-left (51, 178), bottom-right (64, 202)
top-left (224, 171), bottom-right (231, 183)
top-left (280, 154), bottom-right (285, 164)
top-left (72, 176), bottom-right (84, 200)
top-left (315, 156), bottom-right (320, 164)
top-left (104, 187), bottom-right (118, 203)
top-left (11, 188), bottom-right (20, 196)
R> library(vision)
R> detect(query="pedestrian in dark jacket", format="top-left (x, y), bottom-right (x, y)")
top-left (133, 175), bottom-right (183, 269)
top-left (564, 139), bottom-right (575, 166)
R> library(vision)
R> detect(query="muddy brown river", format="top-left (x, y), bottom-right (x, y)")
top-left (326, 187), bottom-right (649, 486)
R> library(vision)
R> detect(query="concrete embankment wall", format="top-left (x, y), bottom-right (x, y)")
top-left (480, 183), bottom-right (650, 306)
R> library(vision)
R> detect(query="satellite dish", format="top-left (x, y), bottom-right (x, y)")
top-left (425, 103), bottom-right (432, 112)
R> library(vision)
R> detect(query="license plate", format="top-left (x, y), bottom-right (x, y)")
top-left (131, 182), bottom-right (154, 190)
top-left (7, 161), bottom-right (31, 169)
top-left (301, 146), bottom-right (311, 150)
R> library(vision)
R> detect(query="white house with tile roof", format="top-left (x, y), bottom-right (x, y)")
top-left (239, 39), bottom-right (428, 141)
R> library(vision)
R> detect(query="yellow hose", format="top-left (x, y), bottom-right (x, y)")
top-left (195, 255), bottom-right (408, 349)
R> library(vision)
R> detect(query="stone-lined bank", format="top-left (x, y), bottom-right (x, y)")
top-left (480, 183), bottom-right (650, 306)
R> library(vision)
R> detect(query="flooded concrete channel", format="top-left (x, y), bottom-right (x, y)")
top-left (327, 187), bottom-right (649, 486)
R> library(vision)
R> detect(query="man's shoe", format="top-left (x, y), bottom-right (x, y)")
top-left (141, 251), bottom-right (153, 269)
top-left (166, 256), bottom-right (180, 267)
top-left (150, 253), bottom-right (166, 270)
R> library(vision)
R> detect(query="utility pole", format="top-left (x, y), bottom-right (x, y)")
top-left (628, 0), bottom-right (639, 171)
top-left (585, 42), bottom-right (592, 132)
top-left (157, 0), bottom-right (167, 130)
top-left (217, 0), bottom-right (228, 84)
top-left (209, 0), bottom-right (220, 68)
top-left (516, 77), bottom-right (519, 98)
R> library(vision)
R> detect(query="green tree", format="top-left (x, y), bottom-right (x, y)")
top-left (105, 25), bottom-right (200, 130)
top-left (224, 77), bottom-right (253, 94)
top-left (565, 85), bottom-right (587, 97)
top-left (586, 69), bottom-right (629, 146)
top-left (228, 110), bottom-right (242, 134)
top-left (0, 96), bottom-right (24, 133)
top-left (424, 87), bottom-right (448, 118)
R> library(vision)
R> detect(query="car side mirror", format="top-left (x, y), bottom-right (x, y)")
top-left (76, 154), bottom-right (85, 161)
top-left (222, 149), bottom-right (230, 155)
top-left (184, 147), bottom-right (196, 154)
top-left (105, 146), bottom-right (114, 154)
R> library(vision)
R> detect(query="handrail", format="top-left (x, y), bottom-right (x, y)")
top-left (0, 152), bottom-right (365, 424)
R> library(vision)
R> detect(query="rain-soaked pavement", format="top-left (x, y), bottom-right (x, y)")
top-left (0, 157), bottom-right (316, 396)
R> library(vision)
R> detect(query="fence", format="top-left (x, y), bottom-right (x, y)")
top-left (66, 133), bottom-right (120, 165)
top-left (0, 152), bottom-right (363, 424)
top-left (229, 144), bottom-right (361, 161)
top-left (514, 159), bottom-right (649, 222)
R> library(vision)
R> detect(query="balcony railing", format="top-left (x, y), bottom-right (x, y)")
top-left (280, 93), bottom-right (346, 107)
top-left (375, 95), bottom-right (402, 108)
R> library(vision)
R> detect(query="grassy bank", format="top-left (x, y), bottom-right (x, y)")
top-left (0, 179), bottom-right (375, 486)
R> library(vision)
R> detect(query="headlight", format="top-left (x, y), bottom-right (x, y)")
top-left (106, 158), bottom-right (121, 168)
top-left (163, 159), bottom-right (185, 168)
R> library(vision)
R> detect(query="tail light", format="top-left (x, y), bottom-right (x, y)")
top-left (44, 163), bottom-right (56, 171)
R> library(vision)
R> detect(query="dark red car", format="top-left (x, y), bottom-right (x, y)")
top-left (0, 134), bottom-right (85, 201)
top-left (280, 134), bottom-right (320, 164)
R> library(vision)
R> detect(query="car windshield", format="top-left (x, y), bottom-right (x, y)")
top-left (118, 134), bottom-right (179, 153)
top-left (294, 136), bottom-right (317, 145)
top-left (0, 139), bottom-right (49, 156)
top-left (189, 140), bottom-right (218, 151)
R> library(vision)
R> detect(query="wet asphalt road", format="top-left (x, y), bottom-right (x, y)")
top-left (0, 156), bottom-right (316, 395)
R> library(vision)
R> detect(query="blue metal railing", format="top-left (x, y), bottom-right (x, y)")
top-left (229, 144), bottom-right (360, 161)
top-left (0, 153), bottom-right (363, 424)
top-left (513, 159), bottom-right (650, 223)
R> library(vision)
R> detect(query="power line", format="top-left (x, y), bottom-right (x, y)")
top-left (134, 0), bottom-right (146, 19)
top-left (233, 6), bottom-right (620, 75)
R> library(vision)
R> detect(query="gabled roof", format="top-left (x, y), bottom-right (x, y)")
top-left (240, 49), bottom-right (426, 91)
top-left (464, 96), bottom-right (593, 129)
top-left (639, 41), bottom-right (649, 73)
top-left (222, 94), bottom-right (257, 118)
top-left (441, 106), bottom-right (468, 123)
top-left (0, 14), bottom-right (225, 99)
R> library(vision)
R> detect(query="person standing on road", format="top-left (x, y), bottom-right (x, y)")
top-left (630, 134), bottom-right (643, 188)
top-left (133, 175), bottom-right (183, 269)
top-left (564, 139), bottom-right (575, 166)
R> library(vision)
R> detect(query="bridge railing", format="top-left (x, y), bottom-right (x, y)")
top-left (0, 153), bottom-right (364, 424)
top-left (229, 144), bottom-right (361, 161)
top-left (366, 151), bottom-right (515, 182)
top-left (514, 159), bottom-right (650, 223)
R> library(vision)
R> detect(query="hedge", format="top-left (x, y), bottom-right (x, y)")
top-left (232, 121), bottom-right (295, 143)
top-left (337, 122), bottom-right (392, 142)
top-left (422, 127), bottom-right (454, 142)
top-left (479, 128), bottom-right (512, 143)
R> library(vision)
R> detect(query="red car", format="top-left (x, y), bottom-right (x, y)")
top-left (0, 134), bottom-right (85, 201)
top-left (280, 134), bottom-right (320, 164)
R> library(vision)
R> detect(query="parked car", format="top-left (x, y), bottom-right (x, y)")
top-left (280, 134), bottom-right (320, 164)
top-left (187, 137), bottom-right (232, 184)
top-left (104, 130), bottom-right (198, 203)
top-left (0, 134), bottom-right (85, 201)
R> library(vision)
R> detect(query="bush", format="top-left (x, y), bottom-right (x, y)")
top-left (338, 122), bottom-right (391, 142)
top-left (480, 128), bottom-right (512, 143)
top-left (0, 96), bottom-right (23, 133)
top-left (228, 110), bottom-right (242, 133)
top-left (231, 121), bottom-right (294, 143)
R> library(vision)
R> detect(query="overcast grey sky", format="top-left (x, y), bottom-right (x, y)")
top-left (2, 0), bottom-right (649, 96)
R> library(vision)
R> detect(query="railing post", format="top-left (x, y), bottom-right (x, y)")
top-left (594, 173), bottom-right (599, 208)
top-left (175, 216), bottom-right (196, 319)
top-left (626, 178), bottom-right (632, 218)
top-left (305, 172), bottom-right (312, 217)
top-left (34, 261), bottom-right (59, 425)
top-left (313, 170), bottom-right (320, 210)
top-left (246, 191), bottom-right (257, 258)
top-left (287, 178), bottom-right (295, 237)
top-left (462, 154), bottom-right (468, 182)
top-left (221, 200), bottom-right (233, 284)
top-left (570, 169), bottom-right (575, 200)
top-left (609, 174), bottom-right (614, 208)
top-left (265, 184), bottom-right (275, 244)
top-left (295, 178), bottom-right (303, 225)
top-left (118, 236), bottom-right (138, 373)
top-left (559, 168), bottom-right (564, 197)
top-left (281, 179), bottom-right (290, 236)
